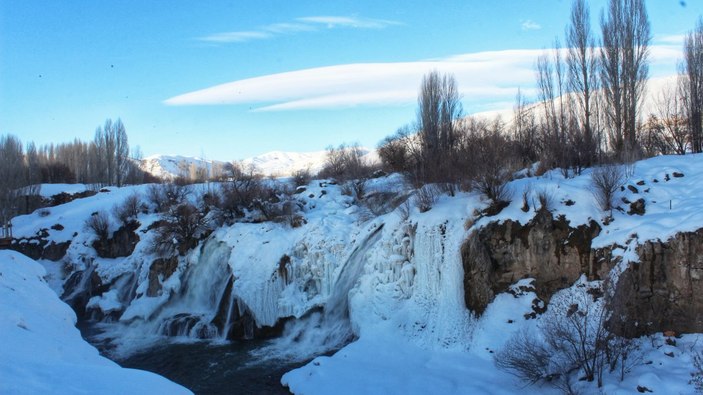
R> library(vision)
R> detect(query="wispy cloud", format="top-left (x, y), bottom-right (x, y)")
top-left (164, 49), bottom-right (539, 110)
top-left (297, 16), bottom-right (401, 29)
top-left (199, 15), bottom-right (400, 44)
top-left (521, 20), bottom-right (542, 31)
top-left (164, 44), bottom-right (681, 113)
top-left (655, 34), bottom-right (685, 45)
top-left (202, 31), bottom-right (272, 43)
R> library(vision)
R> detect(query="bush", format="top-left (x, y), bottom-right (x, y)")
top-left (113, 193), bottom-right (141, 225)
top-left (494, 330), bottom-right (552, 385)
top-left (536, 188), bottom-right (555, 212)
top-left (495, 282), bottom-right (630, 392)
top-left (152, 203), bottom-right (208, 256)
top-left (292, 168), bottom-right (312, 187)
top-left (147, 183), bottom-right (190, 213)
top-left (319, 143), bottom-right (371, 182)
top-left (415, 185), bottom-right (437, 213)
top-left (590, 164), bottom-right (625, 212)
top-left (86, 211), bottom-right (110, 240)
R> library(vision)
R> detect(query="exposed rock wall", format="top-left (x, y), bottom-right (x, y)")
top-left (612, 229), bottom-right (703, 335)
top-left (462, 209), bottom-right (601, 315)
top-left (463, 210), bottom-right (703, 335)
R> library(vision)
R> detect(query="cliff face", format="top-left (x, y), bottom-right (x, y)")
top-left (462, 209), bottom-right (602, 315)
top-left (462, 210), bottom-right (703, 335)
top-left (612, 229), bottom-right (703, 336)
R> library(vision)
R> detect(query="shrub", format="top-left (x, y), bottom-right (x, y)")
top-left (152, 203), bottom-right (208, 256)
top-left (147, 183), bottom-right (190, 213)
top-left (536, 188), bottom-right (555, 212)
top-left (113, 193), bottom-right (141, 225)
top-left (86, 211), bottom-right (110, 240)
top-left (590, 164), bottom-right (625, 212)
top-left (494, 329), bottom-right (552, 385)
top-left (415, 185), bottom-right (438, 213)
top-left (319, 143), bottom-right (371, 182)
top-left (292, 168), bottom-right (312, 187)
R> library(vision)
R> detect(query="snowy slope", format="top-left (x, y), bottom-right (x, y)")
top-left (0, 250), bottom-right (192, 395)
top-left (10, 153), bottom-right (703, 394)
top-left (141, 149), bottom-right (379, 179)
top-left (140, 154), bottom-right (226, 180)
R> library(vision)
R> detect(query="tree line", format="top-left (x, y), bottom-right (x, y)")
top-left (0, 118), bottom-right (152, 228)
top-left (378, 0), bottom-right (703, 195)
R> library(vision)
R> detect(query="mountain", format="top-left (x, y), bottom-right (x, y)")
top-left (140, 149), bottom-right (379, 179)
top-left (140, 155), bottom-right (226, 180)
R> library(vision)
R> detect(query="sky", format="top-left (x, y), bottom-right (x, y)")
top-left (1, 0), bottom-right (701, 161)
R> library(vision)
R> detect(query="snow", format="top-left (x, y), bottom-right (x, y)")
top-left (141, 148), bottom-right (379, 179)
top-left (140, 154), bottom-right (225, 180)
top-left (38, 183), bottom-right (89, 197)
top-left (0, 250), bottom-right (191, 395)
top-left (9, 153), bottom-right (703, 394)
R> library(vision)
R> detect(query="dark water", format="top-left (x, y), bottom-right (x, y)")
top-left (78, 321), bottom-right (305, 395)
top-left (117, 340), bottom-right (304, 395)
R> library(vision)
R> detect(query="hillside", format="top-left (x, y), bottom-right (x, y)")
top-left (6, 153), bottom-right (703, 394)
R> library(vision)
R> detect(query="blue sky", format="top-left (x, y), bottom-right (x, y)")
top-left (1, 0), bottom-right (700, 161)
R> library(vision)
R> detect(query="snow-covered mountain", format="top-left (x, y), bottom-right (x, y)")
top-left (140, 155), bottom-right (226, 180)
top-left (140, 149), bottom-right (379, 180)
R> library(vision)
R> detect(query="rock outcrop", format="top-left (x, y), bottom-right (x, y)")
top-left (463, 210), bottom-right (703, 335)
top-left (462, 209), bottom-right (602, 315)
top-left (93, 221), bottom-right (140, 258)
top-left (611, 229), bottom-right (703, 336)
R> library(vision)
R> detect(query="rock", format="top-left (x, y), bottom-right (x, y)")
top-left (462, 209), bottom-right (602, 315)
top-left (628, 198), bottom-right (646, 216)
top-left (611, 229), bottom-right (703, 336)
top-left (9, 237), bottom-right (70, 261)
top-left (627, 185), bottom-right (639, 193)
top-left (93, 221), bottom-right (140, 258)
top-left (147, 256), bottom-right (180, 297)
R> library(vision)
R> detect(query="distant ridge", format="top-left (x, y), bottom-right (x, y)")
top-left (140, 149), bottom-right (379, 179)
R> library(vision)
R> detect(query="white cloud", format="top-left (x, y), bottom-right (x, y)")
top-left (297, 16), bottom-right (401, 29)
top-left (164, 44), bottom-right (681, 112)
top-left (198, 15), bottom-right (400, 43)
top-left (521, 20), bottom-right (542, 31)
top-left (201, 31), bottom-right (272, 43)
top-left (654, 34), bottom-right (685, 45)
top-left (164, 49), bottom-right (540, 110)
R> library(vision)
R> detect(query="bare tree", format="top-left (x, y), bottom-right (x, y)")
top-left (417, 71), bottom-right (462, 183)
top-left (114, 119), bottom-right (129, 187)
top-left (600, 0), bottom-right (651, 157)
top-left (648, 80), bottom-right (689, 155)
top-left (566, 0), bottom-right (598, 165)
top-left (0, 135), bottom-right (24, 236)
top-left (683, 17), bottom-right (703, 153)
top-left (512, 89), bottom-right (540, 166)
top-left (590, 163), bottom-right (626, 212)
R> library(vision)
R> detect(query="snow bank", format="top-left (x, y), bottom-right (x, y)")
top-left (0, 250), bottom-right (192, 395)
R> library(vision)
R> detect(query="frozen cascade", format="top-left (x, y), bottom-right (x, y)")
top-left (253, 223), bottom-right (385, 361)
top-left (100, 238), bottom-right (236, 355)
top-left (155, 238), bottom-right (233, 338)
top-left (406, 221), bottom-right (474, 349)
top-left (348, 212), bottom-right (475, 352)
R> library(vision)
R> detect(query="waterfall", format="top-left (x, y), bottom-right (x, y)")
top-left (155, 238), bottom-right (233, 339)
top-left (252, 223), bottom-right (385, 362)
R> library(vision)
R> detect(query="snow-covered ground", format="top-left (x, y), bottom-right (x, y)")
top-left (0, 250), bottom-right (192, 395)
top-left (8, 153), bottom-right (703, 394)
